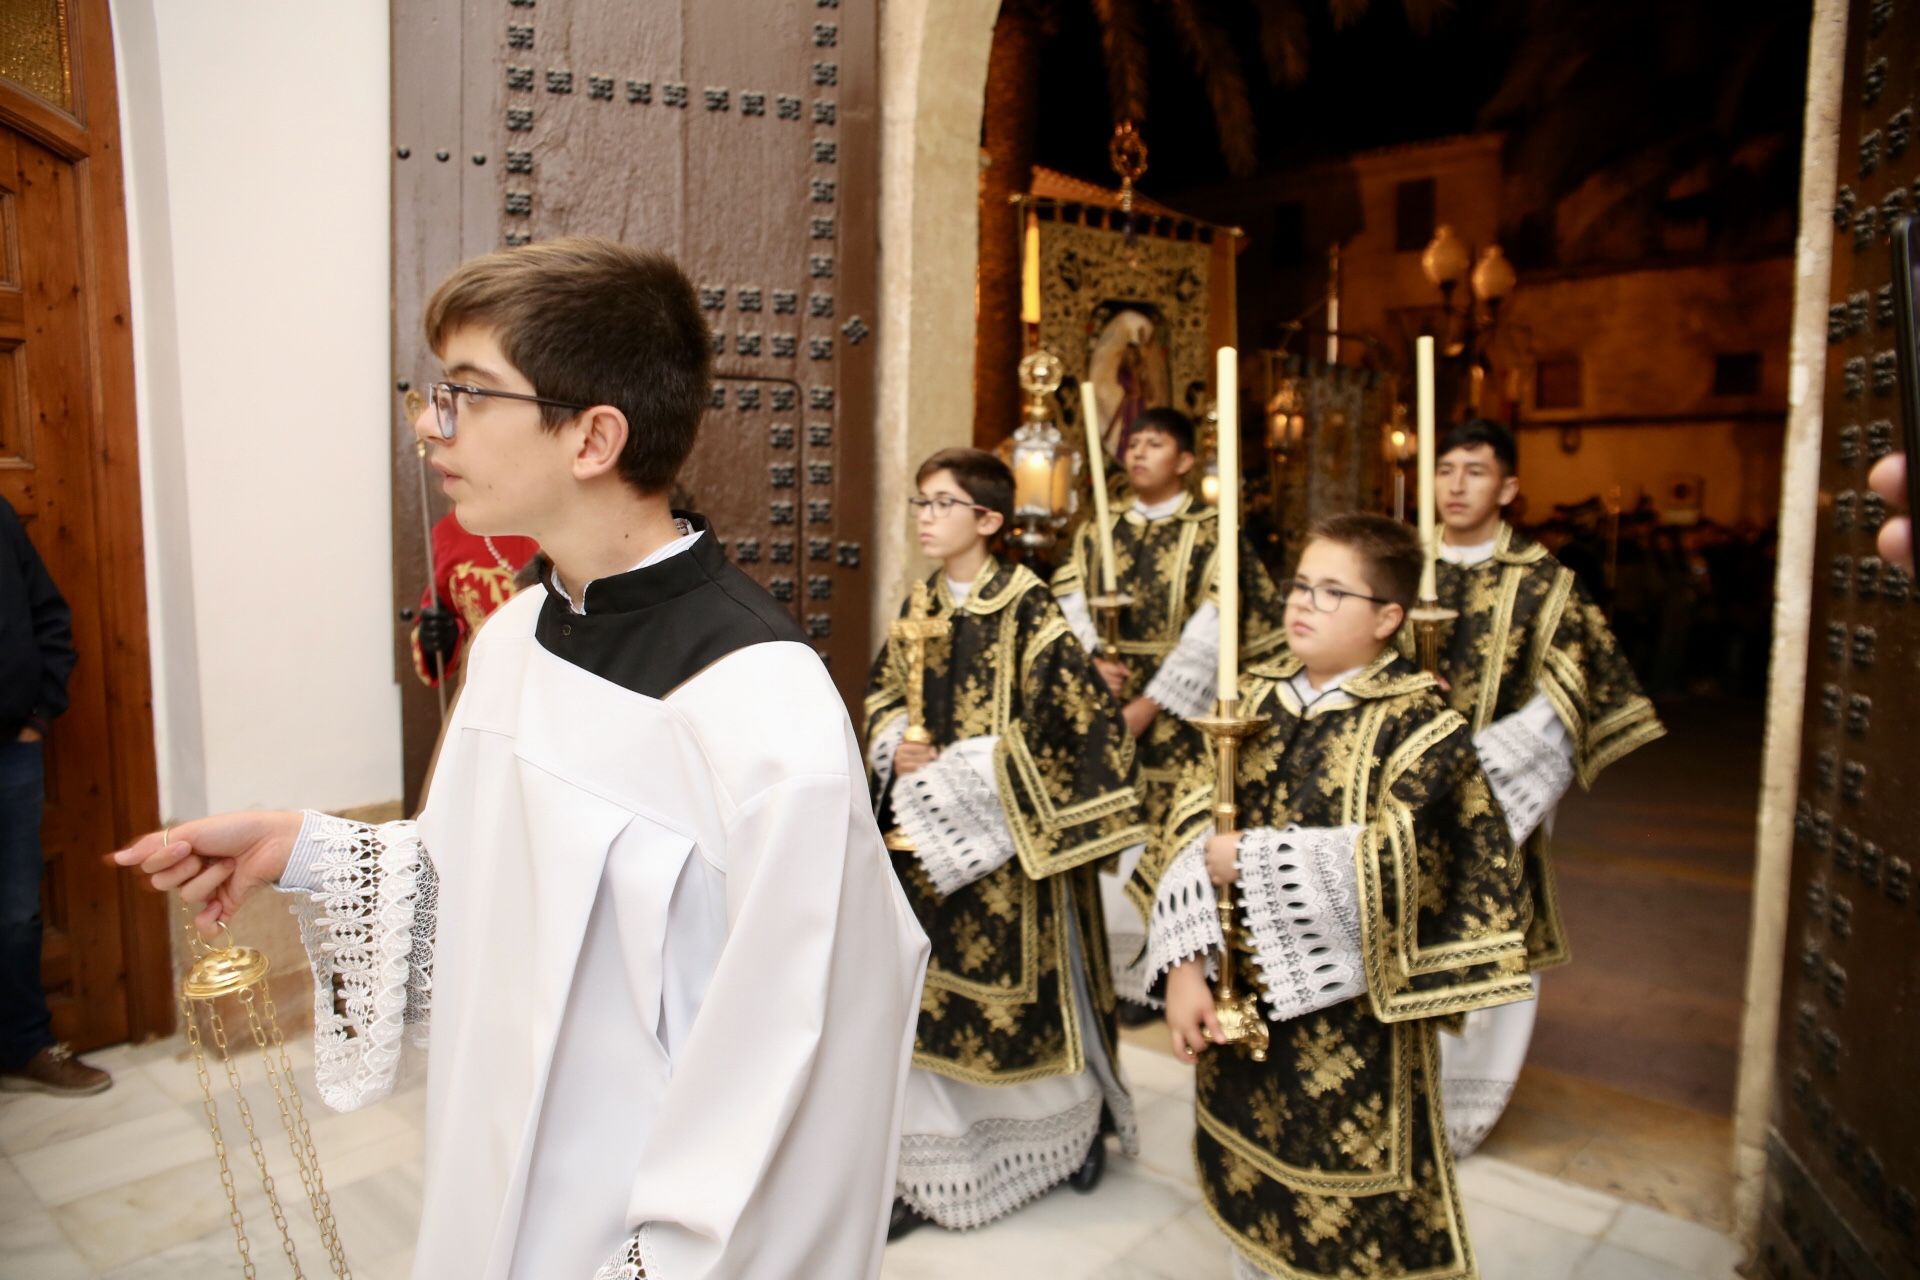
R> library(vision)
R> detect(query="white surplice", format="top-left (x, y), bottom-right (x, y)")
top-left (279, 579), bottom-right (929, 1280)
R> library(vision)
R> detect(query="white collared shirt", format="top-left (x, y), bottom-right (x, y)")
top-left (1438, 535), bottom-right (1498, 567)
top-left (1283, 663), bottom-right (1367, 717)
top-left (1130, 494), bottom-right (1186, 522)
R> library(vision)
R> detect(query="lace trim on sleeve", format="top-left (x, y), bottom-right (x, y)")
top-left (867, 711), bottom-right (907, 795)
top-left (1056, 590), bottom-right (1100, 654)
top-left (1144, 601), bottom-right (1219, 720)
top-left (1234, 825), bottom-right (1368, 1022)
top-left (891, 736), bottom-right (1017, 895)
top-left (281, 811), bottom-right (434, 1111)
top-left (592, 1227), bottom-right (655, 1280)
top-left (1141, 832), bottom-right (1223, 1004)
top-left (1474, 702), bottom-right (1576, 846)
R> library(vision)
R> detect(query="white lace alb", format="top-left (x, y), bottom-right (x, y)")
top-left (1474, 696), bottom-right (1575, 845)
top-left (890, 736), bottom-right (1017, 895)
top-left (1144, 601), bottom-right (1220, 719)
top-left (1141, 832), bottom-right (1224, 1003)
top-left (279, 811), bottom-right (436, 1112)
top-left (1233, 825), bottom-right (1367, 1022)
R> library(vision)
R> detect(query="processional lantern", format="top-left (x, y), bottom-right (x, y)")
top-left (1008, 350), bottom-right (1081, 549)
top-left (179, 921), bottom-right (352, 1277)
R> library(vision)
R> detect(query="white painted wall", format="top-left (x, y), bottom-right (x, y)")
top-left (113, 0), bottom-right (400, 817)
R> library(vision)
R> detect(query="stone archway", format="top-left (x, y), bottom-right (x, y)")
top-left (871, 0), bottom-right (1003, 645)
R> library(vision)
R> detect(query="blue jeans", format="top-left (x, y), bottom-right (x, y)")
top-left (0, 740), bottom-right (52, 1069)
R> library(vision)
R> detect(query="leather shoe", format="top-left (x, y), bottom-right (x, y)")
top-left (0, 1044), bottom-right (111, 1097)
top-left (1068, 1134), bottom-right (1106, 1193)
top-left (887, 1197), bottom-right (929, 1241)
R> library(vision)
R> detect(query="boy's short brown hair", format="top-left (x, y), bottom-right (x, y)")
top-left (425, 236), bottom-right (711, 494)
top-left (1307, 513), bottom-right (1421, 609)
top-left (915, 448), bottom-right (1014, 526)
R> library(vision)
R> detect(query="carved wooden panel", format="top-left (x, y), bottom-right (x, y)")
top-left (392, 0), bottom-right (875, 803)
top-left (1760, 3), bottom-right (1920, 1275)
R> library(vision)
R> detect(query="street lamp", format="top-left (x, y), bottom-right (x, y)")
top-left (1420, 226), bottom-right (1518, 416)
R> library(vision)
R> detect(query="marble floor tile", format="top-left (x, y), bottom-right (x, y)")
top-left (1465, 1198), bottom-right (1601, 1280)
top-left (1099, 1201), bottom-right (1237, 1279)
top-left (0, 1154), bottom-right (42, 1226)
top-left (0, 1205), bottom-right (94, 1279)
top-left (47, 1147), bottom-right (278, 1272)
top-left (1601, 1203), bottom-right (1745, 1276)
top-left (1457, 1154), bottom-right (1625, 1239)
top-left (1573, 1241), bottom-right (1737, 1280)
top-left (0, 1067), bottom-right (177, 1157)
top-left (11, 1107), bottom-right (206, 1207)
top-left (1129, 1090), bottom-right (1198, 1185)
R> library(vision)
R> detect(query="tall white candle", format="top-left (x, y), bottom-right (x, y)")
top-left (1216, 347), bottom-right (1239, 703)
top-left (1416, 335), bottom-right (1438, 602)
top-left (1080, 380), bottom-right (1118, 593)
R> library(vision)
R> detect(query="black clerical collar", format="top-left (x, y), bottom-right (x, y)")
top-left (533, 511), bottom-right (812, 699)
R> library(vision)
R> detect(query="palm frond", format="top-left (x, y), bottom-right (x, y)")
top-left (1156, 0), bottom-right (1261, 177)
top-left (1399, 0), bottom-right (1453, 37)
top-left (1089, 0), bottom-right (1153, 125)
top-left (1327, 0), bottom-right (1370, 31)
top-left (1252, 0), bottom-right (1311, 86)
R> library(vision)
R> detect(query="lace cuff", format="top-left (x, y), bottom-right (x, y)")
top-left (1475, 696), bottom-right (1575, 845)
top-left (591, 1227), bottom-right (655, 1280)
top-left (1057, 590), bottom-right (1101, 654)
top-left (1142, 832), bottom-right (1224, 1003)
top-left (1144, 602), bottom-right (1219, 720)
top-left (891, 736), bottom-right (1017, 895)
top-left (1234, 825), bottom-right (1367, 1022)
top-left (867, 711), bottom-right (907, 795)
top-left (282, 811), bottom-right (435, 1111)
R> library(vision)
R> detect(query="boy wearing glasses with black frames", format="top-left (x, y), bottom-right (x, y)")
top-left (113, 237), bottom-right (929, 1280)
top-left (1050, 407), bottom-right (1287, 1021)
top-left (864, 447), bottom-right (1146, 1237)
top-left (1131, 513), bottom-right (1532, 1280)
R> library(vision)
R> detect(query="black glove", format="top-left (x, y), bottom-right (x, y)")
top-left (416, 606), bottom-right (461, 669)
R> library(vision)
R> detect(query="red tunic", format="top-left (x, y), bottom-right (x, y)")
top-left (410, 515), bottom-right (539, 686)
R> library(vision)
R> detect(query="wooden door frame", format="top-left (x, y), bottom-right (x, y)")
top-left (0, 0), bottom-right (170, 1043)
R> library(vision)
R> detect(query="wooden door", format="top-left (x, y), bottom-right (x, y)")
top-left (1757, 1), bottom-right (1920, 1275)
top-left (391, 0), bottom-right (879, 806)
top-left (0, 2), bottom-right (167, 1049)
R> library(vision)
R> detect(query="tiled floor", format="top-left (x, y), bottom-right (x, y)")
top-left (0, 1034), bottom-right (1745, 1279)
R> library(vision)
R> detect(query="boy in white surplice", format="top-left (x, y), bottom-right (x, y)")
top-left (863, 449), bottom-right (1146, 1238)
top-left (113, 238), bottom-right (930, 1280)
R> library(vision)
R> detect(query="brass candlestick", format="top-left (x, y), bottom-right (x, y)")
top-left (885, 581), bottom-right (950, 851)
top-left (1190, 698), bottom-right (1271, 1062)
top-left (180, 923), bottom-right (352, 1277)
top-left (1407, 600), bottom-right (1460, 675)
top-left (1087, 590), bottom-right (1135, 659)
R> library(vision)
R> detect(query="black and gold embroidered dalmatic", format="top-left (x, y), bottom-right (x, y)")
top-left (1132, 650), bottom-right (1532, 1280)
top-left (1431, 523), bottom-right (1665, 967)
top-left (863, 559), bottom-right (1148, 1227)
top-left (1050, 493), bottom-right (1288, 835)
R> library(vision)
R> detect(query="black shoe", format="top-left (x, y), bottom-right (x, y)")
top-left (1068, 1134), bottom-right (1106, 1193)
top-left (888, 1197), bottom-right (929, 1241)
top-left (1116, 999), bottom-right (1159, 1028)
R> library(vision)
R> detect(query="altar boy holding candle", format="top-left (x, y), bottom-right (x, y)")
top-left (864, 448), bottom-right (1146, 1237)
top-left (1426, 417), bottom-right (1665, 1157)
top-left (1051, 405), bottom-right (1286, 1011)
top-left (1136, 511), bottom-right (1533, 1280)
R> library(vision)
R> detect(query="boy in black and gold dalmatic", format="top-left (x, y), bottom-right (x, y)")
top-left (865, 449), bottom-right (1147, 1238)
top-left (1138, 514), bottom-right (1532, 1280)
top-left (1428, 419), bottom-right (1665, 1157)
top-left (1051, 409), bottom-right (1286, 1012)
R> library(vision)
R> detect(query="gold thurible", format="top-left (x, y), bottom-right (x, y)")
top-left (180, 923), bottom-right (352, 1278)
top-left (885, 579), bottom-right (951, 851)
top-left (1189, 698), bottom-right (1271, 1062)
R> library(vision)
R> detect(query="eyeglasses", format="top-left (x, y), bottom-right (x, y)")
top-left (907, 494), bottom-right (990, 518)
top-left (427, 381), bottom-right (590, 441)
top-left (1279, 578), bottom-right (1392, 613)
